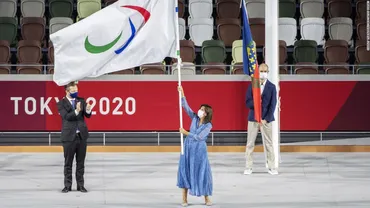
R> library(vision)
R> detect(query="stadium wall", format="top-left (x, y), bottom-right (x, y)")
top-left (1, 74), bottom-right (370, 148)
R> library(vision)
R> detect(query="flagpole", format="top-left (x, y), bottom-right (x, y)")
top-left (265, 0), bottom-right (280, 168)
top-left (175, 2), bottom-right (184, 155)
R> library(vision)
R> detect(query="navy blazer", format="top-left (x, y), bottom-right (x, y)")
top-left (245, 79), bottom-right (277, 123)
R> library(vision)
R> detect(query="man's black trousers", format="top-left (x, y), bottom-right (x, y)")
top-left (62, 133), bottom-right (87, 188)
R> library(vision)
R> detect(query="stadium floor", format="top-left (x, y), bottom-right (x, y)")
top-left (0, 152), bottom-right (369, 208)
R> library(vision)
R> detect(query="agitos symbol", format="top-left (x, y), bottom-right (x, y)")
top-left (84, 5), bottom-right (151, 54)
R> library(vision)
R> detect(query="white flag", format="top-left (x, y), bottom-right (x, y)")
top-left (50, 0), bottom-right (177, 86)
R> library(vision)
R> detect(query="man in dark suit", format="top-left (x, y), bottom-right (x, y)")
top-left (57, 82), bottom-right (92, 193)
top-left (244, 63), bottom-right (278, 175)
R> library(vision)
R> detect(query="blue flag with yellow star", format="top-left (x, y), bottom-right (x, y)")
top-left (241, 0), bottom-right (262, 122)
top-left (241, 0), bottom-right (259, 77)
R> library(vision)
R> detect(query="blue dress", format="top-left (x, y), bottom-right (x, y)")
top-left (177, 97), bottom-right (213, 197)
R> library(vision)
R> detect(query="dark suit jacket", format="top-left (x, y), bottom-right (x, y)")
top-left (246, 79), bottom-right (277, 123)
top-left (57, 97), bottom-right (92, 142)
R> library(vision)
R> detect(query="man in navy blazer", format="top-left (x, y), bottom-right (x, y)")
top-left (244, 63), bottom-right (278, 175)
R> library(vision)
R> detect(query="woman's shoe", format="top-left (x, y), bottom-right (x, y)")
top-left (182, 189), bottom-right (188, 207)
top-left (205, 196), bottom-right (212, 206)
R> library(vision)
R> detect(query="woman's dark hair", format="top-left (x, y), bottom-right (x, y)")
top-left (200, 104), bottom-right (213, 124)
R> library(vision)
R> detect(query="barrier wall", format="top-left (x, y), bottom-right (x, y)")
top-left (1, 75), bottom-right (370, 132)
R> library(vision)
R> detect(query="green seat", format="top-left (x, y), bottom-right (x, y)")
top-left (0, 17), bottom-right (17, 45)
top-left (279, 0), bottom-right (296, 18)
top-left (49, 0), bottom-right (74, 18)
top-left (201, 40), bottom-right (226, 63)
top-left (293, 40), bottom-right (318, 63)
top-left (357, 64), bottom-right (370, 74)
top-left (77, 0), bottom-right (101, 19)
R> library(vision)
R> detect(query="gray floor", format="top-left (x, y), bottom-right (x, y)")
top-left (0, 152), bottom-right (369, 208)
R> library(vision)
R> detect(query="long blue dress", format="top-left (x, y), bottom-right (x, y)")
top-left (177, 97), bottom-right (213, 197)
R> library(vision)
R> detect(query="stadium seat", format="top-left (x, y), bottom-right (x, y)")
top-left (202, 40), bottom-right (226, 74)
top-left (188, 17), bottom-right (214, 47)
top-left (324, 40), bottom-right (349, 63)
top-left (178, 0), bottom-right (185, 18)
top-left (293, 40), bottom-right (318, 63)
top-left (356, 21), bottom-right (366, 40)
top-left (327, 0), bottom-right (352, 18)
top-left (202, 40), bottom-right (226, 63)
top-left (188, 0), bottom-right (213, 19)
top-left (263, 40), bottom-right (288, 74)
top-left (356, 0), bottom-right (367, 23)
top-left (278, 18), bottom-right (297, 46)
top-left (103, 0), bottom-right (117, 7)
top-left (231, 40), bottom-right (243, 74)
top-left (355, 41), bottom-right (370, 74)
top-left (48, 43), bottom-right (54, 73)
top-left (278, 40), bottom-right (288, 74)
top-left (300, 0), bottom-right (324, 18)
top-left (17, 40), bottom-right (42, 63)
top-left (178, 18), bottom-right (186, 40)
top-left (300, 18), bottom-right (325, 45)
top-left (216, 0), bottom-right (241, 19)
top-left (109, 68), bottom-right (135, 74)
top-left (172, 63), bottom-right (196, 75)
top-left (17, 65), bottom-right (42, 74)
top-left (17, 42), bottom-right (43, 73)
top-left (77, 0), bottom-right (101, 19)
top-left (217, 18), bottom-right (241, 47)
top-left (140, 62), bottom-right (166, 74)
top-left (324, 64), bottom-right (350, 74)
top-left (294, 62), bottom-right (319, 74)
top-left (49, 0), bottom-right (73, 18)
top-left (21, 17), bottom-right (45, 41)
top-left (279, 0), bottom-right (296, 18)
top-left (328, 17), bottom-right (353, 45)
top-left (20, 0), bottom-right (45, 17)
top-left (171, 40), bottom-right (196, 64)
top-left (180, 40), bottom-right (196, 62)
top-left (0, 17), bottom-right (17, 45)
top-left (323, 40), bottom-right (350, 74)
top-left (249, 18), bottom-right (265, 47)
top-left (0, 40), bottom-right (11, 74)
top-left (49, 17), bottom-right (73, 34)
top-left (246, 0), bottom-right (265, 18)
top-left (0, 0), bottom-right (17, 17)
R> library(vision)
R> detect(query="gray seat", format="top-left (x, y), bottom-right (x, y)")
top-left (0, 0), bottom-right (17, 17)
top-left (246, 0), bottom-right (265, 18)
top-left (178, 18), bottom-right (186, 40)
top-left (300, 0), bottom-right (324, 18)
top-left (172, 62), bottom-right (196, 75)
top-left (20, 0), bottom-right (45, 17)
top-left (328, 17), bottom-right (353, 46)
top-left (188, 0), bottom-right (213, 19)
top-left (188, 17), bottom-right (214, 47)
top-left (49, 17), bottom-right (73, 34)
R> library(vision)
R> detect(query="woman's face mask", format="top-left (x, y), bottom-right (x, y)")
top-left (197, 109), bottom-right (205, 118)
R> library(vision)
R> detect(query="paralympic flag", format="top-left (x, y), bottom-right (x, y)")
top-left (241, 0), bottom-right (261, 123)
top-left (50, 0), bottom-right (177, 86)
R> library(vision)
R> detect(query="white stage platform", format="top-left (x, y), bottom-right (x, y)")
top-left (0, 153), bottom-right (369, 208)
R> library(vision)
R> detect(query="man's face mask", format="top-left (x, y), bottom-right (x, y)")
top-left (69, 91), bottom-right (78, 98)
top-left (260, 72), bottom-right (268, 80)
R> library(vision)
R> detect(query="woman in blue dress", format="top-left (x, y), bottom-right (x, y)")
top-left (177, 86), bottom-right (213, 207)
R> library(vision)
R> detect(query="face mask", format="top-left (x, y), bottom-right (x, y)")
top-left (260, 72), bottom-right (268, 80)
top-left (70, 92), bottom-right (78, 99)
top-left (197, 109), bottom-right (205, 118)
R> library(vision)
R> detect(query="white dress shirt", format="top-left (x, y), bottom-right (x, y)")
top-left (260, 79), bottom-right (266, 95)
top-left (66, 97), bottom-right (92, 133)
